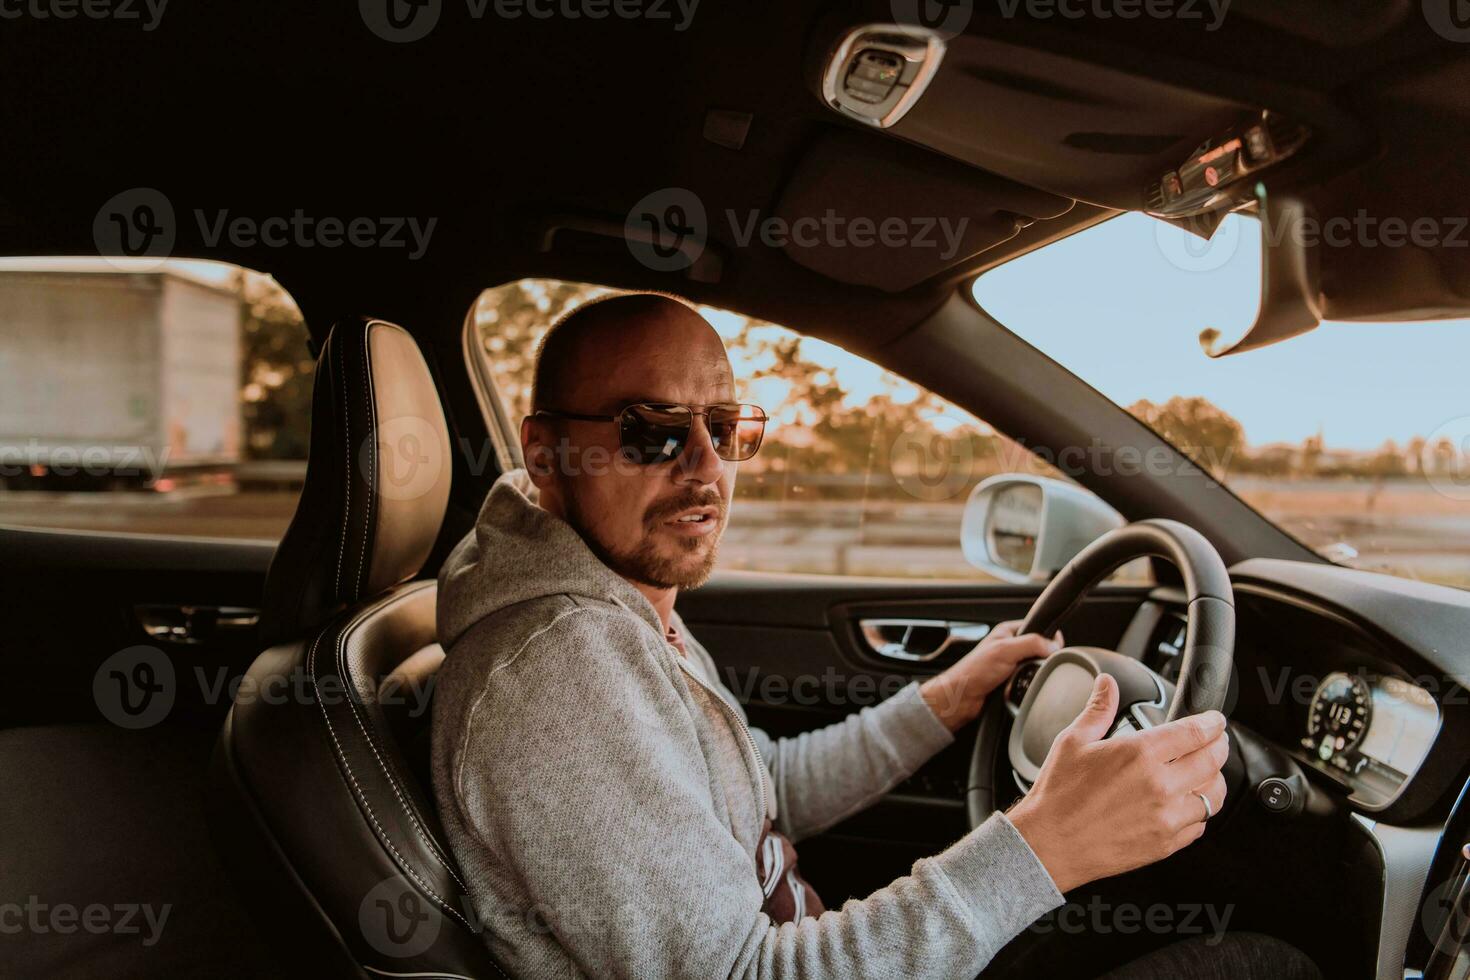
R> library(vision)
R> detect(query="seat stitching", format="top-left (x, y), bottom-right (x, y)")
top-left (357, 320), bottom-right (376, 600)
top-left (335, 331), bottom-right (351, 598)
top-left (309, 587), bottom-right (473, 931)
top-left (336, 584), bottom-right (469, 892)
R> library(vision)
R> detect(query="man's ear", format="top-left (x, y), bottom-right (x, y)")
top-left (520, 416), bottom-right (558, 487)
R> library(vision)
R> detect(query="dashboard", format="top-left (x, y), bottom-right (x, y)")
top-left (1097, 557), bottom-right (1470, 979)
top-left (1126, 561), bottom-right (1466, 820)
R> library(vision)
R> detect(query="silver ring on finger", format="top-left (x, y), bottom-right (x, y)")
top-left (1196, 791), bottom-right (1214, 822)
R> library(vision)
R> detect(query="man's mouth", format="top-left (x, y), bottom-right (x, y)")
top-left (661, 505), bottom-right (721, 536)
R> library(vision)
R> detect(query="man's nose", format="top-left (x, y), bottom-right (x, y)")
top-left (673, 415), bottom-right (726, 486)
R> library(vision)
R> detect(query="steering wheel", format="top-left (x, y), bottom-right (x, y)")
top-left (967, 519), bottom-right (1235, 829)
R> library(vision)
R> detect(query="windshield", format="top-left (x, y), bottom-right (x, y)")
top-left (972, 212), bottom-right (1470, 590)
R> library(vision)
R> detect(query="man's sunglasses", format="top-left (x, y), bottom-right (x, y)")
top-left (533, 402), bottom-right (768, 464)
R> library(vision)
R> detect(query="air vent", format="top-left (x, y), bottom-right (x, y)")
top-left (821, 25), bottom-right (946, 129)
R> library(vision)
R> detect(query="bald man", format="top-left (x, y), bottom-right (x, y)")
top-left (430, 294), bottom-right (1316, 979)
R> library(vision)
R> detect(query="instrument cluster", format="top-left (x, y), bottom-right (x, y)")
top-left (1300, 670), bottom-right (1438, 809)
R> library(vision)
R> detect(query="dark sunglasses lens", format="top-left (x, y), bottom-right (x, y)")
top-left (620, 404), bottom-right (692, 464)
top-left (708, 406), bottom-right (767, 461)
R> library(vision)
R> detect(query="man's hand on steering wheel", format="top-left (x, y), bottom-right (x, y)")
top-left (1007, 673), bottom-right (1230, 894)
top-left (919, 620), bottom-right (1064, 732)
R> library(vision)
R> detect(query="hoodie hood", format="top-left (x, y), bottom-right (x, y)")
top-left (436, 468), bottom-right (662, 649)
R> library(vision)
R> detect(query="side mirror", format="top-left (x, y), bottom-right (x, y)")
top-left (960, 475), bottom-right (1124, 583)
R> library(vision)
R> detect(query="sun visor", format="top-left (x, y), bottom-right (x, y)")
top-left (888, 33), bottom-right (1253, 211)
top-left (772, 129), bottom-right (1074, 293)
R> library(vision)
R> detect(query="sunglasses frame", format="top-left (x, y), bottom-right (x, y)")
top-left (532, 401), bottom-right (768, 463)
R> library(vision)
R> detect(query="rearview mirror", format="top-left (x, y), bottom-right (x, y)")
top-left (960, 475), bottom-right (1124, 583)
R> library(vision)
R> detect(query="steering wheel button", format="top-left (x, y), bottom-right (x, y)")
top-left (1258, 778), bottom-right (1294, 812)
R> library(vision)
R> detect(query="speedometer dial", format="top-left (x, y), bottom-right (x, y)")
top-left (1307, 672), bottom-right (1372, 762)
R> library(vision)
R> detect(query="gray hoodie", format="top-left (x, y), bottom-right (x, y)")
top-left (431, 470), bottom-right (1064, 979)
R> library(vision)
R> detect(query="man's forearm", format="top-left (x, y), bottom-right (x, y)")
top-left (758, 682), bottom-right (954, 840)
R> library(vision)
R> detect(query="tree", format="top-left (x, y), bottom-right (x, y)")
top-left (1126, 396), bottom-right (1246, 478)
top-left (238, 270), bottom-right (315, 460)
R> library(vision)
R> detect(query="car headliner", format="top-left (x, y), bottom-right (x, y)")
top-left (3, 1), bottom-right (1467, 356)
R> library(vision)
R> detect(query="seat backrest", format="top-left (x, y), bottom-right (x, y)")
top-left (209, 318), bottom-right (506, 979)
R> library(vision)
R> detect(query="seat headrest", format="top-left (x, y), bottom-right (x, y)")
top-left (261, 318), bottom-right (452, 645)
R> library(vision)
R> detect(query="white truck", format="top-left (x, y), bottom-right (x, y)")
top-left (0, 259), bottom-right (241, 488)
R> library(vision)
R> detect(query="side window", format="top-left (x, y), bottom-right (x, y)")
top-left (0, 258), bottom-right (313, 540)
top-left (469, 279), bottom-right (1141, 583)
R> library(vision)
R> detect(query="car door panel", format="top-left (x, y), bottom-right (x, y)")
top-left (0, 525), bottom-right (273, 729)
top-left (0, 525), bottom-right (277, 977)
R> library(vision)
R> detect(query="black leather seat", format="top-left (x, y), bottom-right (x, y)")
top-left (209, 317), bottom-right (505, 979)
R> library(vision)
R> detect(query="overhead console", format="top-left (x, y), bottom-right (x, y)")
top-left (813, 23), bottom-right (1347, 215)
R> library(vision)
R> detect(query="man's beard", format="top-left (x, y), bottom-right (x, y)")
top-left (561, 482), bottom-right (725, 590)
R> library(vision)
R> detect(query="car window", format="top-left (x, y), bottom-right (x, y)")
top-left (468, 279), bottom-right (1147, 583)
top-left (973, 212), bottom-right (1470, 591)
top-left (0, 258), bottom-right (313, 540)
